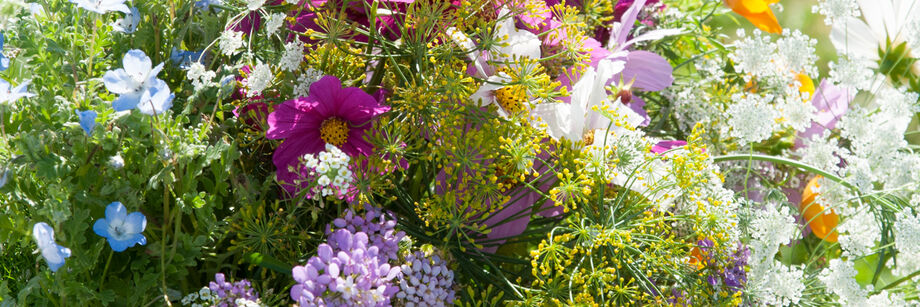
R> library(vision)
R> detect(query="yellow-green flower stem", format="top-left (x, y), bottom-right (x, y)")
top-left (99, 249), bottom-right (114, 290)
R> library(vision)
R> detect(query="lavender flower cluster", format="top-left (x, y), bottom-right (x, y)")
top-left (291, 208), bottom-right (406, 306)
top-left (396, 251), bottom-right (456, 306)
top-left (182, 273), bottom-right (261, 307)
top-left (328, 207), bottom-right (404, 261)
top-left (698, 239), bottom-right (749, 292)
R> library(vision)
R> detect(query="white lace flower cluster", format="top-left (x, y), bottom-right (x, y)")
top-left (302, 144), bottom-right (354, 200)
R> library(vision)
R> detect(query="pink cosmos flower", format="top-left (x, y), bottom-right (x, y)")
top-left (267, 76), bottom-right (389, 193)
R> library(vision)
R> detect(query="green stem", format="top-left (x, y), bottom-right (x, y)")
top-left (711, 154), bottom-right (858, 191)
top-left (876, 268), bottom-right (920, 293)
top-left (99, 249), bottom-right (114, 290)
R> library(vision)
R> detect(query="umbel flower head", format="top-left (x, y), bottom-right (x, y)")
top-left (32, 222), bottom-right (71, 272)
top-left (93, 201), bottom-right (147, 252)
top-left (267, 75), bottom-right (389, 190)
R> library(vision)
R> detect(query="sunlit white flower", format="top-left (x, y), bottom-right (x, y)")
top-left (69, 0), bottom-right (129, 14)
top-left (830, 0), bottom-right (920, 73)
top-left (112, 6), bottom-right (140, 34)
top-left (218, 30), bottom-right (244, 56)
top-left (0, 79), bottom-right (36, 104)
top-left (32, 222), bottom-right (72, 272)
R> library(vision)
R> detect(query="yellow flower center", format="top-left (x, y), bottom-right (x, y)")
top-left (494, 84), bottom-right (527, 115)
top-left (320, 117), bottom-right (349, 146)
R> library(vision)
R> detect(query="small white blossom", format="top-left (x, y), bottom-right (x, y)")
top-left (837, 208), bottom-right (880, 257)
top-left (726, 93), bottom-right (778, 145)
top-left (293, 68), bottom-right (323, 97)
top-left (264, 12), bottom-right (286, 35)
top-left (246, 0), bottom-right (265, 11)
top-left (278, 41), bottom-right (304, 72)
top-left (811, 0), bottom-right (860, 25)
top-left (828, 56), bottom-right (875, 91)
top-left (819, 259), bottom-right (867, 305)
top-left (218, 30), bottom-right (244, 56)
top-left (245, 62), bottom-right (273, 97)
top-left (186, 62), bottom-right (216, 91)
top-left (108, 154), bottom-right (125, 170)
top-left (729, 29), bottom-right (777, 79)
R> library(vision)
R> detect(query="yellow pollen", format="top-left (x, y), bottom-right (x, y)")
top-left (494, 84), bottom-right (527, 115)
top-left (319, 117), bottom-right (349, 146)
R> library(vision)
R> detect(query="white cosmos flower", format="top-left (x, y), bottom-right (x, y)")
top-left (531, 58), bottom-right (645, 143)
top-left (830, 0), bottom-right (920, 72)
top-left (463, 9), bottom-right (542, 117)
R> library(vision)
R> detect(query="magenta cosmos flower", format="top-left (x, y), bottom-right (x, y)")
top-left (267, 76), bottom-right (389, 191)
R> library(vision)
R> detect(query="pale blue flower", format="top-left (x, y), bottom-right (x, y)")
top-left (93, 202), bottom-right (147, 252)
top-left (0, 79), bottom-right (36, 104)
top-left (76, 110), bottom-right (97, 135)
top-left (112, 7), bottom-right (140, 34)
top-left (32, 222), bottom-right (72, 272)
top-left (103, 50), bottom-right (170, 114)
top-left (135, 78), bottom-right (174, 115)
top-left (0, 33), bottom-right (9, 71)
top-left (69, 0), bottom-right (130, 14)
top-left (28, 3), bottom-right (46, 16)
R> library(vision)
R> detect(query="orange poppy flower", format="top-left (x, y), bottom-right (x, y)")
top-left (800, 175), bottom-right (839, 242)
top-left (724, 0), bottom-right (782, 34)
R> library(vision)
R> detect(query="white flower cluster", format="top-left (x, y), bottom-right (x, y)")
top-left (302, 144), bottom-right (354, 200)
top-left (836, 208), bottom-right (880, 257)
top-left (811, 0), bottom-right (860, 26)
top-left (749, 261), bottom-right (805, 307)
top-left (186, 62), bottom-right (216, 91)
top-left (245, 62), bottom-right (273, 97)
top-left (278, 41), bottom-right (304, 72)
top-left (218, 30), bottom-right (244, 56)
top-left (264, 13), bottom-right (286, 35)
top-left (892, 207), bottom-right (920, 276)
top-left (726, 93), bottom-right (777, 145)
top-left (730, 29), bottom-right (817, 86)
top-left (293, 68), bottom-right (323, 98)
top-left (828, 56), bottom-right (874, 91)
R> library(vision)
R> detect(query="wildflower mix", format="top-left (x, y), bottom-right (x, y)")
top-left (0, 0), bottom-right (919, 305)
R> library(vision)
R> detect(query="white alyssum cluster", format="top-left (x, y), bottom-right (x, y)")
top-left (293, 68), bottom-right (324, 98)
top-left (246, 0), bottom-right (264, 11)
top-left (811, 0), bottom-right (860, 25)
top-left (828, 56), bottom-right (874, 91)
top-left (245, 62), bottom-right (273, 97)
top-left (776, 89), bottom-right (816, 132)
top-left (797, 131), bottom-right (844, 174)
top-left (303, 144), bottom-right (354, 199)
top-left (775, 30), bottom-right (818, 77)
top-left (729, 29), bottom-right (776, 80)
top-left (726, 93), bottom-right (777, 145)
top-left (819, 259), bottom-right (867, 305)
top-left (749, 205), bottom-right (797, 261)
top-left (837, 208), bottom-right (880, 257)
top-left (186, 62), bottom-right (216, 91)
top-left (264, 12), bottom-right (286, 35)
top-left (219, 30), bottom-right (245, 56)
top-left (279, 41), bottom-right (304, 72)
top-left (749, 261), bottom-right (806, 307)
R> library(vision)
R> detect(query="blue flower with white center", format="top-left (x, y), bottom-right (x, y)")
top-left (170, 48), bottom-right (204, 70)
top-left (76, 110), bottom-right (97, 136)
top-left (135, 77), bottom-right (174, 115)
top-left (93, 202), bottom-right (147, 252)
top-left (112, 7), bottom-right (140, 34)
top-left (103, 49), bottom-right (168, 113)
top-left (69, 0), bottom-right (130, 14)
top-left (0, 33), bottom-right (9, 71)
top-left (0, 79), bottom-right (36, 104)
top-left (32, 222), bottom-right (72, 272)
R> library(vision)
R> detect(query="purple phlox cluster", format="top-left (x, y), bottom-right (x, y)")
top-left (700, 240), bottom-right (749, 293)
top-left (291, 229), bottom-right (401, 306)
top-left (182, 273), bottom-right (261, 307)
top-left (396, 251), bottom-right (456, 307)
top-left (328, 207), bottom-right (405, 262)
top-left (721, 244), bottom-right (749, 291)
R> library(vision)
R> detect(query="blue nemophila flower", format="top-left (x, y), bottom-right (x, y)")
top-left (93, 202), bottom-right (147, 252)
top-left (112, 7), bottom-right (140, 34)
top-left (103, 49), bottom-right (173, 115)
top-left (170, 48), bottom-right (204, 70)
top-left (0, 79), bottom-right (36, 104)
top-left (32, 222), bottom-right (72, 272)
top-left (136, 78), bottom-right (174, 115)
top-left (0, 33), bottom-right (9, 71)
top-left (76, 110), bottom-right (97, 135)
top-left (69, 0), bottom-right (130, 14)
